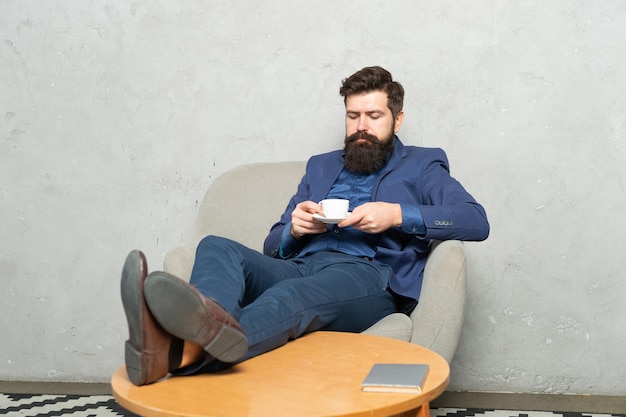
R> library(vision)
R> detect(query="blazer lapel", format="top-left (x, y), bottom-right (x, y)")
top-left (310, 152), bottom-right (345, 202)
top-left (373, 137), bottom-right (407, 197)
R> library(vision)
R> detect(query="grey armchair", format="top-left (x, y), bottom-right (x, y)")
top-left (163, 162), bottom-right (467, 363)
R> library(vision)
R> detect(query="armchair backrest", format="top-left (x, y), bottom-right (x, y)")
top-left (195, 161), bottom-right (307, 251)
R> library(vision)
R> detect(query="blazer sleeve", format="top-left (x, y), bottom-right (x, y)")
top-left (415, 149), bottom-right (490, 241)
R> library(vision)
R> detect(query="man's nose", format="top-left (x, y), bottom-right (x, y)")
top-left (357, 116), bottom-right (368, 132)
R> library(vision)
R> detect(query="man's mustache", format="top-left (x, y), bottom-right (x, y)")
top-left (345, 131), bottom-right (382, 145)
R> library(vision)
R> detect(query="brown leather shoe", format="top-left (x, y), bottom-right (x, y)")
top-left (120, 250), bottom-right (183, 385)
top-left (144, 271), bottom-right (248, 363)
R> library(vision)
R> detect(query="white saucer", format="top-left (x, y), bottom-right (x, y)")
top-left (313, 213), bottom-right (351, 224)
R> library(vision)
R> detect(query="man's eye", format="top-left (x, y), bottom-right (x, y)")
top-left (347, 114), bottom-right (359, 119)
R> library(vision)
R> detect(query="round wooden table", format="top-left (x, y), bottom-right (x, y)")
top-left (112, 331), bottom-right (449, 417)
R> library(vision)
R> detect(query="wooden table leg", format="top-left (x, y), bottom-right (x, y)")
top-left (391, 402), bottom-right (430, 417)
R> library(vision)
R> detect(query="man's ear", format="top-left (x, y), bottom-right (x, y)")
top-left (394, 111), bottom-right (405, 133)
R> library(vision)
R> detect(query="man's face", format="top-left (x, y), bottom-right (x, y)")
top-left (343, 91), bottom-right (404, 174)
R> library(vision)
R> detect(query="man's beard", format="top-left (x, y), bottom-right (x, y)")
top-left (343, 131), bottom-right (395, 175)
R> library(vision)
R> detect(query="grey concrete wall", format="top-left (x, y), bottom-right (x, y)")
top-left (1, 1), bottom-right (625, 395)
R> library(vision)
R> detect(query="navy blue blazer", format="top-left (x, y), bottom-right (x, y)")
top-left (263, 137), bottom-right (489, 301)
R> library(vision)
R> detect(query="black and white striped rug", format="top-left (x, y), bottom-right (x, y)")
top-left (1, 393), bottom-right (624, 417)
top-left (0, 394), bottom-right (136, 417)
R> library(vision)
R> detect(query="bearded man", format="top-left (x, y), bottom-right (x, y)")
top-left (121, 66), bottom-right (490, 386)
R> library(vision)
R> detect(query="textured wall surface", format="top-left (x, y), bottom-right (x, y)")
top-left (1, 1), bottom-right (625, 395)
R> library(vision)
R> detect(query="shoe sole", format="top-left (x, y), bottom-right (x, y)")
top-left (144, 273), bottom-right (248, 363)
top-left (120, 250), bottom-right (150, 385)
top-left (121, 251), bottom-right (174, 385)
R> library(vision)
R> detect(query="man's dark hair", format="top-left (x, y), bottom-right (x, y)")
top-left (339, 66), bottom-right (404, 118)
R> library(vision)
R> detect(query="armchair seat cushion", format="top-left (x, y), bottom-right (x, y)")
top-left (361, 313), bottom-right (413, 342)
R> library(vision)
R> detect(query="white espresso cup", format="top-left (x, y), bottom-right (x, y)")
top-left (319, 199), bottom-right (349, 218)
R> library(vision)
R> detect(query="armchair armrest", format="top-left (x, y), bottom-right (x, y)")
top-left (163, 235), bottom-right (204, 282)
top-left (409, 240), bottom-right (466, 363)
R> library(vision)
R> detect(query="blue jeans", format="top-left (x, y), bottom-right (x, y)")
top-left (183, 235), bottom-right (398, 372)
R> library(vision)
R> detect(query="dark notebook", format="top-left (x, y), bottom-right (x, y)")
top-left (361, 363), bottom-right (429, 393)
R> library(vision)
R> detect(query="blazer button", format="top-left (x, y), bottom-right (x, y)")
top-left (434, 220), bottom-right (453, 226)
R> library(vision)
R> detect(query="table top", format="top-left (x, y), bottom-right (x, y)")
top-left (112, 331), bottom-right (450, 417)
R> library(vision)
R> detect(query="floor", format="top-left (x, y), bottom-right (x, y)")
top-left (1, 393), bottom-right (624, 417)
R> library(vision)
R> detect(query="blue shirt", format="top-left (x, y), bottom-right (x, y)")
top-left (279, 168), bottom-right (426, 259)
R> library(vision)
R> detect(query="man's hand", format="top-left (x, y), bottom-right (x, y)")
top-left (290, 201), bottom-right (328, 240)
top-left (338, 202), bottom-right (402, 234)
